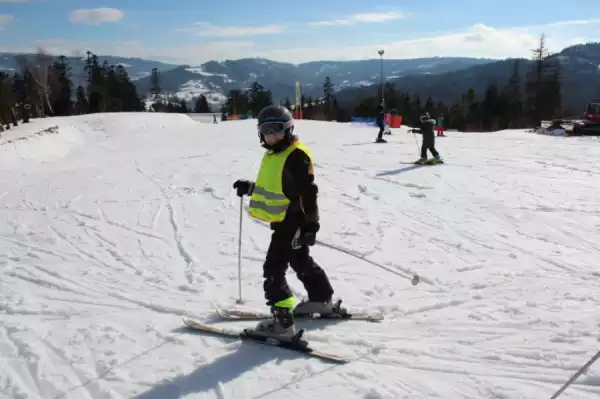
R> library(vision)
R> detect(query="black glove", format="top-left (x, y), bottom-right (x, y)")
top-left (299, 221), bottom-right (319, 246)
top-left (233, 179), bottom-right (255, 197)
top-left (293, 216), bottom-right (320, 247)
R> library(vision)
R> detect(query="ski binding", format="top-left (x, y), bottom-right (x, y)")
top-left (182, 317), bottom-right (347, 363)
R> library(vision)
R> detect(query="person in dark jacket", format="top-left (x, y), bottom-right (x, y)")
top-left (410, 112), bottom-right (443, 164)
top-left (233, 105), bottom-right (335, 340)
top-left (375, 104), bottom-right (387, 143)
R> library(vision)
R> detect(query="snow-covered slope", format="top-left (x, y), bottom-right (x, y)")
top-left (1, 114), bottom-right (600, 399)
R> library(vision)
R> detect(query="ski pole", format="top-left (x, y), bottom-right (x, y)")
top-left (236, 195), bottom-right (244, 304)
top-left (412, 130), bottom-right (421, 154)
top-left (550, 349), bottom-right (600, 399)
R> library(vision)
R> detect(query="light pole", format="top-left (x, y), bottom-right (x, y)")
top-left (378, 49), bottom-right (384, 106)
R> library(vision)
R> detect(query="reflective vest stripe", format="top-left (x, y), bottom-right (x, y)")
top-left (248, 200), bottom-right (289, 215)
top-left (251, 186), bottom-right (287, 201)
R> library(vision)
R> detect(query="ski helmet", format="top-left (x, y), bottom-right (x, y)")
top-left (256, 105), bottom-right (295, 149)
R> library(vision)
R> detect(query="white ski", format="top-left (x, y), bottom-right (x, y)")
top-left (214, 300), bottom-right (384, 322)
top-left (182, 317), bottom-right (348, 363)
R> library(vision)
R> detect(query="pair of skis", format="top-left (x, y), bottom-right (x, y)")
top-left (401, 158), bottom-right (444, 165)
top-left (182, 300), bottom-right (384, 363)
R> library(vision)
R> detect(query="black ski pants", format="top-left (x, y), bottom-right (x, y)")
top-left (263, 215), bottom-right (333, 307)
top-left (421, 131), bottom-right (439, 159)
top-left (377, 125), bottom-right (385, 140)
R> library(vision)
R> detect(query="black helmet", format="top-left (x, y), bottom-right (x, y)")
top-left (258, 105), bottom-right (293, 125)
top-left (256, 105), bottom-right (295, 150)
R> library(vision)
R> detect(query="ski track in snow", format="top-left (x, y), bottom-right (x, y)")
top-left (1, 113), bottom-right (599, 399)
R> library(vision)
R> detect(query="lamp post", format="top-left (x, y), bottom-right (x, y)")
top-left (378, 49), bottom-right (384, 106)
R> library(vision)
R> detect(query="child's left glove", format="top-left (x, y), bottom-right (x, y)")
top-left (293, 214), bottom-right (320, 247)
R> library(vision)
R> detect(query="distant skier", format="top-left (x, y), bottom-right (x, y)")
top-left (232, 104), bottom-right (335, 341)
top-left (375, 103), bottom-right (387, 143)
top-left (410, 112), bottom-right (443, 164)
top-left (436, 114), bottom-right (445, 136)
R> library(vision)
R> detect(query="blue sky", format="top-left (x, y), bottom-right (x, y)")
top-left (1, 0), bottom-right (599, 64)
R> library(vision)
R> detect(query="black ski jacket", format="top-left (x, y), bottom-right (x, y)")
top-left (376, 110), bottom-right (385, 128)
top-left (413, 117), bottom-right (436, 136)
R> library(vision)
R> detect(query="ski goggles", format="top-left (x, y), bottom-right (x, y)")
top-left (258, 120), bottom-right (292, 135)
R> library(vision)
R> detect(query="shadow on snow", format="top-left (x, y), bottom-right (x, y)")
top-left (376, 164), bottom-right (426, 176)
top-left (133, 320), bottom-right (346, 399)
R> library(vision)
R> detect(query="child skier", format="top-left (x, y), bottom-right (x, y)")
top-left (436, 114), bottom-right (445, 136)
top-left (232, 104), bottom-right (336, 341)
top-left (410, 112), bottom-right (443, 164)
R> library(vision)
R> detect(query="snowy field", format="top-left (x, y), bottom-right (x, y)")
top-left (1, 113), bottom-right (600, 399)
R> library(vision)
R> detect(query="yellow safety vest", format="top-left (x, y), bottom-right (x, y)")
top-left (249, 139), bottom-right (313, 223)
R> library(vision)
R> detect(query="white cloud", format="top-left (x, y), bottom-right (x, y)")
top-left (258, 19), bottom-right (600, 63)
top-left (69, 8), bottom-right (124, 25)
top-left (310, 11), bottom-right (407, 26)
top-left (176, 22), bottom-right (285, 37)
top-left (1, 19), bottom-right (599, 65)
top-left (0, 14), bottom-right (13, 29)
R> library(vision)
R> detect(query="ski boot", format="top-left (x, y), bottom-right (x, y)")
top-left (414, 157), bottom-right (427, 164)
top-left (375, 137), bottom-right (387, 143)
top-left (293, 299), bottom-right (349, 319)
top-left (247, 306), bottom-right (299, 342)
top-left (425, 155), bottom-right (443, 164)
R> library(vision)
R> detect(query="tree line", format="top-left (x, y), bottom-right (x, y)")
top-left (1, 34), bottom-right (563, 132)
top-left (221, 34), bottom-right (562, 131)
top-left (0, 50), bottom-right (214, 131)
top-left (280, 34), bottom-right (561, 131)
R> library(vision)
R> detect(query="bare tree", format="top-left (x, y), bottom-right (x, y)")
top-left (14, 48), bottom-right (56, 116)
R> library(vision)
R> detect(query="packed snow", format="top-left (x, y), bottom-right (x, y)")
top-left (1, 113), bottom-right (600, 399)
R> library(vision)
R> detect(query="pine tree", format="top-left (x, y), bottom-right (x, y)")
top-left (247, 81), bottom-right (273, 116)
top-left (225, 89), bottom-right (247, 115)
top-left (323, 76), bottom-right (336, 120)
top-left (85, 52), bottom-right (107, 113)
top-left (0, 72), bottom-right (17, 129)
top-left (543, 58), bottom-right (562, 118)
top-left (423, 96), bottom-right (435, 114)
top-left (481, 84), bottom-right (506, 131)
top-left (75, 85), bottom-right (88, 114)
top-left (194, 95), bottom-right (211, 113)
top-left (51, 56), bottom-right (74, 116)
top-left (11, 72), bottom-right (31, 122)
top-left (150, 68), bottom-right (161, 100)
top-left (112, 65), bottom-right (145, 112)
top-left (503, 59), bottom-right (523, 128)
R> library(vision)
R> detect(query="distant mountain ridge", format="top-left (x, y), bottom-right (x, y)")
top-left (333, 42), bottom-right (600, 114)
top-left (2, 42), bottom-right (598, 113)
top-left (132, 57), bottom-right (495, 105)
top-left (1, 52), bottom-right (493, 107)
